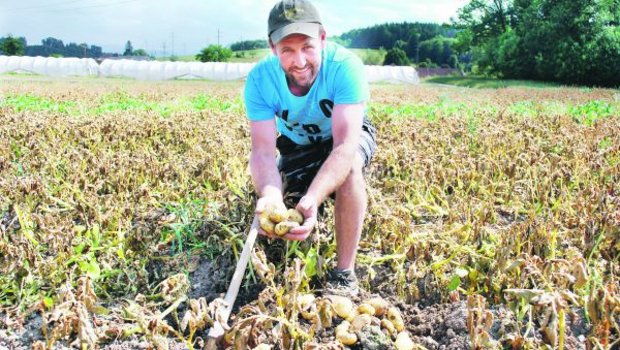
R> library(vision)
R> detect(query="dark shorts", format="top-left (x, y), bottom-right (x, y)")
top-left (276, 118), bottom-right (377, 207)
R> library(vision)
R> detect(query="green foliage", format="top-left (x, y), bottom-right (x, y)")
top-left (19, 36), bottom-right (104, 58)
top-left (230, 39), bottom-right (269, 51)
top-left (448, 54), bottom-right (459, 68)
top-left (424, 75), bottom-right (561, 88)
top-left (383, 47), bottom-right (410, 66)
top-left (0, 35), bottom-right (25, 56)
top-left (333, 22), bottom-right (457, 66)
top-left (123, 40), bottom-right (133, 56)
top-left (132, 48), bottom-right (149, 57)
top-left (351, 48), bottom-right (386, 65)
top-left (418, 36), bottom-right (457, 66)
top-left (337, 22), bottom-right (451, 50)
top-left (455, 0), bottom-right (620, 87)
top-left (453, 0), bottom-right (514, 46)
top-left (328, 36), bottom-right (351, 47)
top-left (195, 45), bottom-right (233, 62)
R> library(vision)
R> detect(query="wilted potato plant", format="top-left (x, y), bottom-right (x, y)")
top-left (0, 77), bottom-right (618, 349)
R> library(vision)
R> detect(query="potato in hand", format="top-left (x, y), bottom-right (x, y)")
top-left (259, 205), bottom-right (304, 236)
top-left (274, 221), bottom-right (300, 236)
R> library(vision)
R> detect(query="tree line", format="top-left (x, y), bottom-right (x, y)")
top-left (452, 0), bottom-right (619, 87)
top-left (0, 36), bottom-right (148, 59)
top-left (226, 22), bottom-right (464, 68)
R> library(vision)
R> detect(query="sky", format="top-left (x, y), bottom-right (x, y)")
top-left (0, 0), bottom-right (468, 56)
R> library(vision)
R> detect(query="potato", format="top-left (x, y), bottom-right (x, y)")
top-left (259, 216), bottom-right (275, 235)
top-left (394, 331), bottom-right (414, 350)
top-left (287, 209), bottom-right (304, 224)
top-left (349, 313), bottom-right (372, 332)
top-left (357, 303), bottom-right (376, 316)
top-left (381, 318), bottom-right (397, 337)
top-left (387, 307), bottom-right (405, 332)
top-left (365, 297), bottom-right (389, 316)
top-left (335, 321), bottom-right (357, 345)
top-left (267, 204), bottom-right (288, 223)
top-left (330, 295), bottom-right (354, 320)
top-left (274, 221), bottom-right (299, 236)
top-left (297, 293), bottom-right (316, 311)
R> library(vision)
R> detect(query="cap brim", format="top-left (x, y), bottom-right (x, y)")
top-left (270, 23), bottom-right (321, 43)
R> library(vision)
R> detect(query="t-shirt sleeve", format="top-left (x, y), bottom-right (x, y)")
top-left (333, 56), bottom-right (369, 105)
top-left (244, 70), bottom-right (275, 121)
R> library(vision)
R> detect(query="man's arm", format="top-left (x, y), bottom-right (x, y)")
top-left (287, 102), bottom-right (365, 240)
top-left (249, 119), bottom-right (284, 214)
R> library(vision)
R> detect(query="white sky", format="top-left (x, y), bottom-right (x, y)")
top-left (0, 0), bottom-right (468, 55)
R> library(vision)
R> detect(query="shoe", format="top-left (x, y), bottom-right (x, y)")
top-left (321, 268), bottom-right (359, 297)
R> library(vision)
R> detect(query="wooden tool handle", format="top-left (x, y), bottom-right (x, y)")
top-left (207, 215), bottom-right (260, 340)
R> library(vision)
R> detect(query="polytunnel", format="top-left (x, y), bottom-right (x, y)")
top-left (1, 55), bottom-right (420, 84)
top-left (365, 65), bottom-right (419, 84)
top-left (98, 59), bottom-right (255, 80)
top-left (0, 55), bottom-right (99, 76)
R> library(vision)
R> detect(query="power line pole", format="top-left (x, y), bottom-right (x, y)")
top-left (171, 32), bottom-right (175, 57)
top-left (217, 29), bottom-right (221, 46)
top-left (162, 42), bottom-right (166, 58)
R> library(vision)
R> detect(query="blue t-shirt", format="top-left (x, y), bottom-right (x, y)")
top-left (244, 42), bottom-right (369, 145)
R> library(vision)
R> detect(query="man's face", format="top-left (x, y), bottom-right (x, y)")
top-left (271, 32), bottom-right (326, 94)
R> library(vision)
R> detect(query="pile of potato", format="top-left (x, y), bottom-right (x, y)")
top-left (258, 204), bottom-right (304, 236)
top-left (330, 295), bottom-right (413, 349)
top-left (292, 294), bottom-right (415, 349)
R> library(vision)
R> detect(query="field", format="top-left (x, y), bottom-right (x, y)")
top-left (0, 76), bottom-right (618, 350)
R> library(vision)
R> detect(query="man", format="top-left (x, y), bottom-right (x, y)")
top-left (244, 0), bottom-right (377, 296)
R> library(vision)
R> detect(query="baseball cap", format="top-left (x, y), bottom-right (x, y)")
top-left (268, 0), bottom-right (322, 43)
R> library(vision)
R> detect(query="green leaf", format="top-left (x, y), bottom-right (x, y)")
top-left (448, 275), bottom-right (461, 291)
top-left (78, 260), bottom-right (101, 280)
top-left (43, 296), bottom-right (54, 309)
top-left (74, 242), bottom-right (86, 254)
top-left (304, 248), bottom-right (318, 278)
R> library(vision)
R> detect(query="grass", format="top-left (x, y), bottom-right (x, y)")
top-left (424, 75), bottom-right (563, 89)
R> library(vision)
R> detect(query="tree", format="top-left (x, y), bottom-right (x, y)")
top-left (123, 41), bottom-right (133, 56)
top-left (510, 0), bottom-right (620, 86)
top-left (418, 36), bottom-right (456, 66)
top-left (42, 37), bottom-right (64, 50)
top-left (454, 0), bottom-right (620, 86)
top-left (195, 45), bottom-right (233, 62)
top-left (230, 39), bottom-right (268, 51)
top-left (453, 0), bottom-right (515, 46)
top-left (383, 47), bottom-right (410, 66)
top-left (132, 48), bottom-right (149, 56)
top-left (0, 35), bottom-right (25, 55)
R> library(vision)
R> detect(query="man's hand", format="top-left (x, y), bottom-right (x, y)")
top-left (287, 195), bottom-right (318, 241)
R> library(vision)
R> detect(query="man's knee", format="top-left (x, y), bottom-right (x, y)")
top-left (338, 154), bottom-right (366, 194)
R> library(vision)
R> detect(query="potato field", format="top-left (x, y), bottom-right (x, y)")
top-left (0, 76), bottom-right (618, 350)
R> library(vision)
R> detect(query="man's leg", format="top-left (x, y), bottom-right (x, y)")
top-left (334, 153), bottom-right (367, 270)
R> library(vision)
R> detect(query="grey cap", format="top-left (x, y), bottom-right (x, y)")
top-left (268, 0), bottom-right (322, 43)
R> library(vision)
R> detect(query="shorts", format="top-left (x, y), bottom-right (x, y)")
top-left (276, 118), bottom-right (377, 207)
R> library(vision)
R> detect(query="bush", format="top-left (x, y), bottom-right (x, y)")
top-left (196, 45), bottom-right (233, 62)
top-left (383, 47), bottom-right (410, 66)
top-left (0, 35), bottom-right (25, 56)
top-left (358, 49), bottom-right (386, 65)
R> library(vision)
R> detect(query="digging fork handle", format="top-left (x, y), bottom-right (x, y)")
top-left (207, 214), bottom-right (260, 341)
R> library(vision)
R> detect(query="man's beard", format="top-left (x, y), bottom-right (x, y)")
top-left (285, 64), bottom-right (317, 92)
